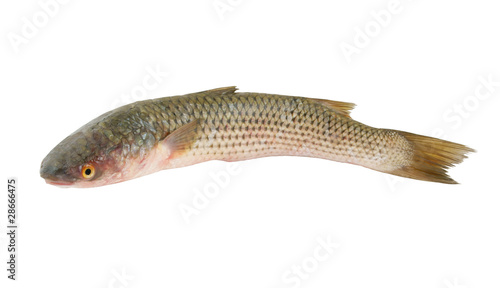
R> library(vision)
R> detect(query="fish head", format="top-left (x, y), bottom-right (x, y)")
top-left (41, 104), bottom-right (170, 188)
top-left (40, 127), bottom-right (122, 188)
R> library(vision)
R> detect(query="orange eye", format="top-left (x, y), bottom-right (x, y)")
top-left (81, 164), bottom-right (95, 179)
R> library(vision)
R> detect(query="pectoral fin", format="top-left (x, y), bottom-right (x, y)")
top-left (162, 119), bottom-right (202, 158)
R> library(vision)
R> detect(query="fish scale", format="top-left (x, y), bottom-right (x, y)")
top-left (40, 86), bottom-right (474, 187)
top-left (158, 90), bottom-right (393, 169)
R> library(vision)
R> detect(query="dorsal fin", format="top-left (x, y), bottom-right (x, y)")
top-left (309, 98), bottom-right (356, 118)
top-left (201, 86), bottom-right (238, 96)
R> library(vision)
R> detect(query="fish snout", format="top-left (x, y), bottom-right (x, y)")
top-left (40, 159), bottom-right (75, 186)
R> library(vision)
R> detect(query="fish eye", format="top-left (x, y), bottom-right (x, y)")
top-left (81, 164), bottom-right (95, 180)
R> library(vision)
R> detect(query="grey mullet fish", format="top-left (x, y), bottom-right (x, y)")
top-left (40, 87), bottom-right (474, 188)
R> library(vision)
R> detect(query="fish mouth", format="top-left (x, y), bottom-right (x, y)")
top-left (40, 159), bottom-right (77, 187)
top-left (44, 179), bottom-right (74, 187)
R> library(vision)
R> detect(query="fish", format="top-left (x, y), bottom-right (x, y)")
top-left (40, 86), bottom-right (474, 188)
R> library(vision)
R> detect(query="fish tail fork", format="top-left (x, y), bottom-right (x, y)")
top-left (387, 131), bottom-right (475, 184)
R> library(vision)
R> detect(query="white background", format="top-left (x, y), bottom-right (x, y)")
top-left (1, 1), bottom-right (499, 287)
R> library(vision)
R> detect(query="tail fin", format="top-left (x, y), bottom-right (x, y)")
top-left (389, 131), bottom-right (475, 184)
